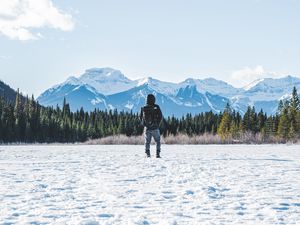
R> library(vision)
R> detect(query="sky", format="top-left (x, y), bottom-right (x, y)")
top-left (0, 0), bottom-right (300, 96)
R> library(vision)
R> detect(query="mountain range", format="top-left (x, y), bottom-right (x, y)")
top-left (37, 68), bottom-right (300, 117)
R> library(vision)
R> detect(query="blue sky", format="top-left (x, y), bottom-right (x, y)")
top-left (0, 0), bottom-right (300, 96)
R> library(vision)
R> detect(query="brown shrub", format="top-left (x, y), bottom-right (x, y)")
top-left (84, 132), bottom-right (298, 145)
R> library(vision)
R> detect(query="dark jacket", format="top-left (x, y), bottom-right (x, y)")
top-left (140, 104), bottom-right (163, 130)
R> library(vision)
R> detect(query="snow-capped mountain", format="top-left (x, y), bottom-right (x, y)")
top-left (244, 75), bottom-right (300, 100)
top-left (235, 75), bottom-right (300, 114)
top-left (38, 76), bottom-right (108, 112)
top-left (179, 78), bottom-right (243, 97)
top-left (78, 68), bottom-right (136, 95)
top-left (136, 77), bottom-right (179, 96)
top-left (37, 68), bottom-right (300, 117)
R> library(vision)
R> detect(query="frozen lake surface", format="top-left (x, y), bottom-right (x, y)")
top-left (0, 145), bottom-right (300, 224)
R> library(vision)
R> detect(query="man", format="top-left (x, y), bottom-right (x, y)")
top-left (140, 94), bottom-right (163, 158)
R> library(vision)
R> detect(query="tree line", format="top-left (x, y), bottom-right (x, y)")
top-left (217, 87), bottom-right (300, 141)
top-left (0, 87), bottom-right (299, 143)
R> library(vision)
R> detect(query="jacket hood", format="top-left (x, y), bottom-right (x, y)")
top-left (146, 94), bottom-right (155, 105)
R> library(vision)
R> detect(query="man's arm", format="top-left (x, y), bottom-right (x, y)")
top-left (157, 105), bottom-right (163, 122)
top-left (139, 107), bottom-right (144, 125)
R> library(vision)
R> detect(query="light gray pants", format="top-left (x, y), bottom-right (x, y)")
top-left (144, 128), bottom-right (161, 154)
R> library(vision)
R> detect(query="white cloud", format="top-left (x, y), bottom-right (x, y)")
top-left (230, 65), bottom-right (282, 88)
top-left (0, 0), bottom-right (74, 41)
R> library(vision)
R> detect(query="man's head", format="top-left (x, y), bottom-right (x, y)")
top-left (146, 94), bottom-right (155, 105)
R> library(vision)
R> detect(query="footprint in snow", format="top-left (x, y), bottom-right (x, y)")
top-left (135, 220), bottom-right (150, 225)
top-left (207, 186), bottom-right (229, 199)
top-left (80, 220), bottom-right (100, 225)
top-left (98, 213), bottom-right (114, 218)
top-left (185, 190), bottom-right (194, 195)
top-left (272, 203), bottom-right (289, 211)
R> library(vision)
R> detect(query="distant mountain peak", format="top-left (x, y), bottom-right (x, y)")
top-left (81, 67), bottom-right (130, 82)
top-left (279, 75), bottom-right (300, 82)
top-left (243, 75), bottom-right (300, 92)
top-left (183, 78), bottom-right (196, 83)
top-left (65, 76), bottom-right (81, 85)
top-left (137, 77), bottom-right (153, 86)
top-left (85, 67), bottom-right (114, 73)
top-left (137, 77), bottom-right (151, 86)
top-left (63, 67), bottom-right (135, 95)
top-left (243, 78), bottom-right (265, 91)
top-left (49, 76), bottom-right (81, 93)
top-left (203, 77), bottom-right (217, 81)
top-left (202, 77), bottom-right (232, 85)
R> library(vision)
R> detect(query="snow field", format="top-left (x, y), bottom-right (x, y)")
top-left (0, 145), bottom-right (299, 224)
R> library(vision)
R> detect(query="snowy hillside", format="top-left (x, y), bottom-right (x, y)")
top-left (79, 68), bottom-right (137, 95)
top-left (236, 76), bottom-right (300, 114)
top-left (1, 145), bottom-right (299, 224)
top-left (37, 76), bottom-right (108, 111)
top-left (37, 68), bottom-right (300, 116)
top-left (244, 75), bottom-right (300, 101)
top-left (179, 77), bottom-right (242, 97)
top-left (136, 77), bottom-right (178, 96)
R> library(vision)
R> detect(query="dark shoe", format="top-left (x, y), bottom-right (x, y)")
top-left (146, 152), bottom-right (151, 158)
top-left (156, 153), bottom-right (161, 158)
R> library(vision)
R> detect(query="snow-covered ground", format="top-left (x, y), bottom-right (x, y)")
top-left (0, 145), bottom-right (299, 225)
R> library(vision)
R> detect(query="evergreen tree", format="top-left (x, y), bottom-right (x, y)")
top-left (296, 111), bottom-right (300, 137)
top-left (277, 107), bottom-right (289, 139)
top-left (288, 121), bottom-right (296, 140)
top-left (217, 104), bottom-right (232, 140)
top-left (290, 87), bottom-right (300, 111)
top-left (289, 87), bottom-right (300, 133)
top-left (265, 116), bottom-right (275, 137)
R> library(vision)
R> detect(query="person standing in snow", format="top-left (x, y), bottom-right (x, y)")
top-left (140, 94), bottom-right (163, 158)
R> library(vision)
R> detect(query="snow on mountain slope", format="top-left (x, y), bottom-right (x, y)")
top-left (37, 68), bottom-right (300, 116)
top-left (136, 77), bottom-right (179, 96)
top-left (39, 76), bottom-right (82, 99)
top-left (79, 68), bottom-right (136, 95)
top-left (38, 78), bottom-right (107, 111)
top-left (180, 77), bottom-right (242, 97)
top-left (243, 78), bottom-right (265, 91)
top-left (175, 85), bottom-right (229, 112)
top-left (230, 96), bottom-right (251, 114)
top-left (243, 75), bottom-right (300, 101)
top-left (228, 75), bottom-right (300, 114)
